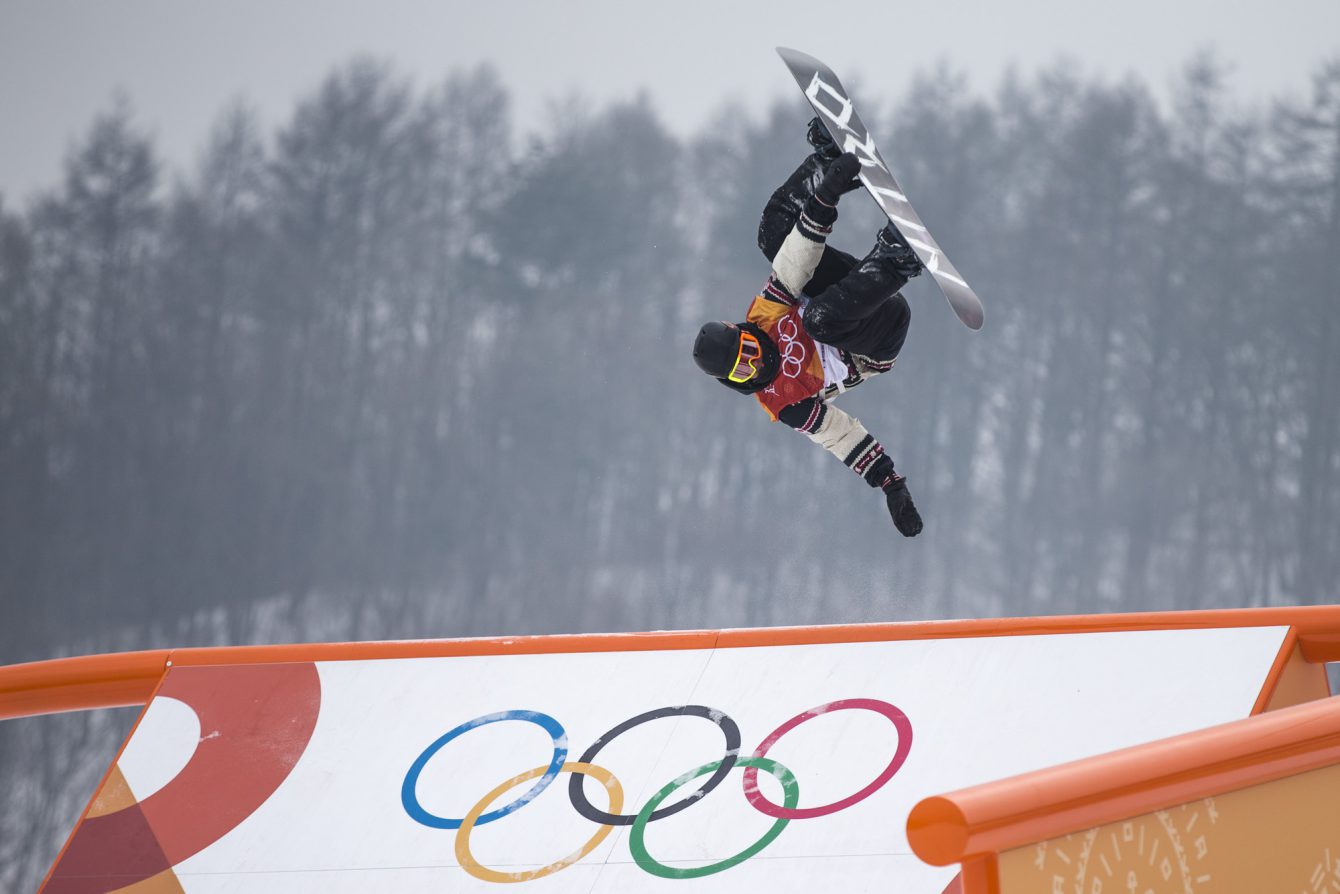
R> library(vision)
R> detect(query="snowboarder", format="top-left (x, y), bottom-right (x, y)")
top-left (692, 119), bottom-right (924, 537)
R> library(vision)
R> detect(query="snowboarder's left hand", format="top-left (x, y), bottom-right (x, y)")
top-left (883, 477), bottom-right (923, 538)
top-left (814, 152), bottom-right (863, 206)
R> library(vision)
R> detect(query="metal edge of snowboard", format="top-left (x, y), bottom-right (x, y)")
top-left (776, 46), bottom-right (985, 331)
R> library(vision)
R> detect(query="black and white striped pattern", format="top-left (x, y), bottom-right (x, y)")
top-left (779, 396), bottom-right (828, 434)
top-left (854, 353), bottom-right (895, 374)
top-left (797, 207), bottom-right (834, 243)
top-left (762, 276), bottom-right (796, 307)
top-left (843, 435), bottom-right (885, 479)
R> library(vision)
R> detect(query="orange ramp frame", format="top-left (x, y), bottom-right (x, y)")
top-left (2, 604), bottom-right (1338, 894)
top-left (4, 605), bottom-right (1338, 722)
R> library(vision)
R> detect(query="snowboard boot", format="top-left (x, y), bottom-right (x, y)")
top-left (806, 116), bottom-right (842, 162)
top-left (858, 223), bottom-right (924, 281)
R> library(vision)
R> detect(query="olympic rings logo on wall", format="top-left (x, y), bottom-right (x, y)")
top-left (401, 698), bottom-right (912, 882)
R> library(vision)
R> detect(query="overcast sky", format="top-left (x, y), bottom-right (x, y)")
top-left (2, 0), bottom-right (1338, 202)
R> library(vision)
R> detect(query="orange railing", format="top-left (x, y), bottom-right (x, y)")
top-left (4, 605), bottom-right (1338, 721)
top-left (907, 692), bottom-right (1340, 892)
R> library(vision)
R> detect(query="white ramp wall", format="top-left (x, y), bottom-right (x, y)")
top-left (45, 626), bottom-right (1288, 893)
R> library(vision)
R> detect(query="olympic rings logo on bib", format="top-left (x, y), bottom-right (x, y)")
top-left (401, 698), bottom-right (912, 882)
top-left (776, 314), bottom-right (808, 379)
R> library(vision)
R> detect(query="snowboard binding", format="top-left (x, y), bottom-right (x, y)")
top-left (861, 224), bottom-right (924, 280)
top-left (806, 116), bottom-right (842, 162)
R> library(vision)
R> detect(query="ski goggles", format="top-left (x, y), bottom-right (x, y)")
top-left (727, 330), bottom-right (764, 383)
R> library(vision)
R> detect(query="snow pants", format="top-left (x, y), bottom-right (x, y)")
top-left (757, 159), bottom-right (911, 362)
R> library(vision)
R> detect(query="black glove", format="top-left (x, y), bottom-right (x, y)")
top-left (883, 477), bottom-right (923, 538)
top-left (814, 152), bottom-right (863, 206)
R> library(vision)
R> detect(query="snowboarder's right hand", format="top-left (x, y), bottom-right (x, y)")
top-left (883, 477), bottom-right (923, 538)
top-left (814, 152), bottom-right (863, 206)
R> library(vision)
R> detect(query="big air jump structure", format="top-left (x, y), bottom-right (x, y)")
top-left (2, 606), bottom-right (1339, 893)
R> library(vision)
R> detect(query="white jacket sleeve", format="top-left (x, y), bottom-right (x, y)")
top-left (770, 207), bottom-right (834, 298)
top-left (778, 397), bottom-right (893, 487)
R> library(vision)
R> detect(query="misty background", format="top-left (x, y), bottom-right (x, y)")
top-left (3, 2), bottom-right (1340, 888)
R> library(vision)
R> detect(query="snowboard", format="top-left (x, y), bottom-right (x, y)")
top-left (777, 47), bottom-right (984, 331)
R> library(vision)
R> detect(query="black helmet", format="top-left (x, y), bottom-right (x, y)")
top-left (693, 321), bottom-right (779, 392)
top-left (692, 322), bottom-right (747, 379)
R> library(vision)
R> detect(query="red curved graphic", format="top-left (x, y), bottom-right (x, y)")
top-left (44, 662), bottom-right (321, 893)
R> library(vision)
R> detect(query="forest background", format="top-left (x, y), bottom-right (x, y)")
top-left (1, 50), bottom-right (1338, 889)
